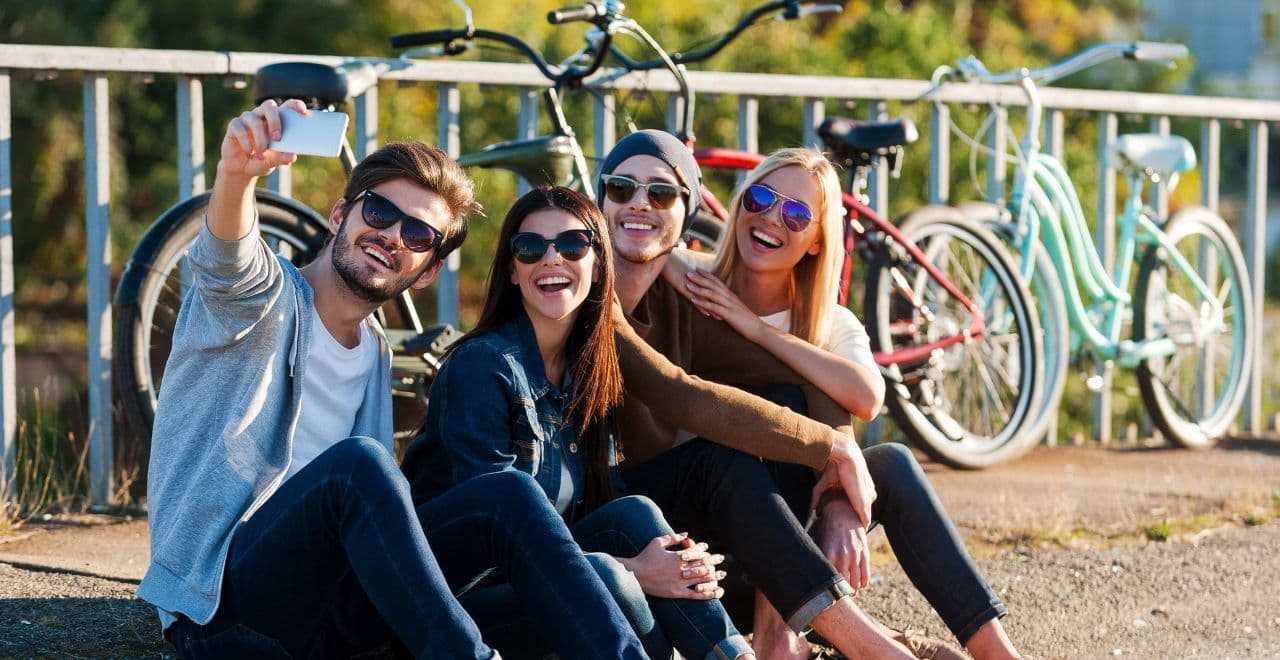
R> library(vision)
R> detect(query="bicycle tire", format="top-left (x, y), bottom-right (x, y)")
top-left (865, 205), bottom-right (1043, 469)
top-left (113, 190), bottom-right (330, 444)
top-left (1133, 206), bottom-right (1253, 449)
top-left (957, 202), bottom-right (1070, 448)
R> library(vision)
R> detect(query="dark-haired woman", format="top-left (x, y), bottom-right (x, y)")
top-left (403, 187), bottom-right (753, 660)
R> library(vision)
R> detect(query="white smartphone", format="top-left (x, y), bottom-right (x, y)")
top-left (270, 107), bottom-right (349, 158)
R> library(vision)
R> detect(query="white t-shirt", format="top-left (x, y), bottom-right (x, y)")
top-left (760, 305), bottom-right (877, 371)
top-left (283, 306), bottom-right (378, 483)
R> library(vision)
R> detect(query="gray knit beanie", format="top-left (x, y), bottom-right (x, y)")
top-left (597, 129), bottom-right (702, 232)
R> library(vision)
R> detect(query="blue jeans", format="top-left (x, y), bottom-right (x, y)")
top-left (642, 385), bottom-right (1006, 645)
top-left (461, 495), bottom-right (750, 660)
top-left (168, 437), bottom-right (645, 660)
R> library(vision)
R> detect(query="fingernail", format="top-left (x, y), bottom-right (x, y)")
top-left (682, 569), bottom-right (691, 578)
top-left (681, 552), bottom-right (693, 561)
top-left (272, 131), bottom-right (281, 140)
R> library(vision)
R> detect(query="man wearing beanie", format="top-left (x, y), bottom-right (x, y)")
top-left (596, 130), bottom-right (916, 658)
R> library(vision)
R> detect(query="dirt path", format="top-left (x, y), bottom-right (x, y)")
top-left (2, 440), bottom-right (1278, 658)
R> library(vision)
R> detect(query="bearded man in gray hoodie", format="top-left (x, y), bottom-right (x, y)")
top-left (138, 99), bottom-right (646, 660)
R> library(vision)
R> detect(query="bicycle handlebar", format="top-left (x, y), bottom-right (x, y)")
top-left (547, 3), bottom-right (603, 25)
top-left (1126, 41), bottom-right (1189, 65)
top-left (391, 0), bottom-right (836, 140)
top-left (611, 0), bottom-right (836, 72)
top-left (953, 40), bottom-right (1188, 87)
top-left (391, 25), bottom-right (607, 89)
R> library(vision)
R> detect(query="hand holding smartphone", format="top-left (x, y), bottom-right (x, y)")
top-left (270, 107), bottom-right (349, 158)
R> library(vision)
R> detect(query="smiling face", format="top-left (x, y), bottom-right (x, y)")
top-left (734, 165), bottom-right (823, 277)
top-left (510, 209), bottom-right (599, 326)
top-left (602, 154), bottom-right (685, 265)
top-left (329, 177), bottom-right (448, 304)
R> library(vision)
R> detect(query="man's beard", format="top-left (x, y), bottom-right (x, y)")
top-left (611, 219), bottom-right (681, 266)
top-left (330, 220), bottom-right (430, 304)
top-left (613, 240), bottom-right (676, 265)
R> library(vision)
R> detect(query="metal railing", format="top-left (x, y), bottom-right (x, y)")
top-left (0, 43), bottom-right (1274, 503)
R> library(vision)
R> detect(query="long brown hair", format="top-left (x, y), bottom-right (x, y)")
top-left (455, 186), bottom-right (624, 510)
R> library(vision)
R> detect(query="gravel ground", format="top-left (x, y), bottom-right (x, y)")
top-left (1, 442), bottom-right (1278, 658)
top-left (858, 521), bottom-right (1280, 659)
top-left (0, 561), bottom-right (159, 658)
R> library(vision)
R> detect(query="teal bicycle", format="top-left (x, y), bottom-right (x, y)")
top-left (939, 42), bottom-right (1254, 449)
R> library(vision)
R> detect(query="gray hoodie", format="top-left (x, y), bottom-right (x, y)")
top-left (136, 220), bottom-right (393, 628)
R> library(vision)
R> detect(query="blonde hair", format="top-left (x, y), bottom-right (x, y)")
top-left (710, 148), bottom-right (844, 347)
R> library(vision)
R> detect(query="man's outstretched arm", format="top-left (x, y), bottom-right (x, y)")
top-left (207, 99), bottom-right (304, 241)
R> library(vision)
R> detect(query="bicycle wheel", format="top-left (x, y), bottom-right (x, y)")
top-left (114, 190), bottom-right (329, 444)
top-left (865, 206), bottom-right (1042, 469)
top-left (958, 202), bottom-right (1070, 447)
top-left (1133, 206), bottom-right (1253, 449)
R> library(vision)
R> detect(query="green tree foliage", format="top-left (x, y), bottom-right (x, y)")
top-left (2, 0), bottom-right (1189, 333)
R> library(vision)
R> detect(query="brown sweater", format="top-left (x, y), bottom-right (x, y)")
top-left (614, 277), bottom-right (854, 471)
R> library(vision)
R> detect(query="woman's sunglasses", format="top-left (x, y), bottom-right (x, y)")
top-left (351, 189), bottom-right (444, 253)
top-left (510, 229), bottom-right (596, 264)
top-left (741, 184), bottom-right (815, 233)
top-left (601, 174), bottom-right (688, 210)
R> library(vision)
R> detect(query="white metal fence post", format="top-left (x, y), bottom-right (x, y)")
top-left (517, 86), bottom-right (538, 195)
top-left (1244, 121), bottom-right (1268, 434)
top-left (437, 83), bottom-right (461, 328)
top-left (354, 85), bottom-right (379, 162)
top-left (929, 102), bottom-right (950, 205)
top-left (0, 71), bottom-right (13, 502)
top-left (176, 76), bottom-right (205, 198)
top-left (737, 95), bottom-right (759, 184)
top-left (802, 98), bottom-right (824, 149)
top-left (1092, 112), bottom-right (1118, 444)
top-left (84, 74), bottom-right (113, 505)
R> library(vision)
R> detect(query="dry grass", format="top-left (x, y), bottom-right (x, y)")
top-left (1, 387), bottom-right (140, 534)
top-left (952, 489), bottom-right (1280, 557)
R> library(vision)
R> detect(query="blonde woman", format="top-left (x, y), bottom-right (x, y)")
top-left (665, 148), bottom-right (1020, 660)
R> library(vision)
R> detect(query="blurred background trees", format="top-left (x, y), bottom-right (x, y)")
top-left (3, 0), bottom-right (1251, 500)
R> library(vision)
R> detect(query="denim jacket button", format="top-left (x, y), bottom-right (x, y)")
top-left (569, 442), bottom-right (578, 454)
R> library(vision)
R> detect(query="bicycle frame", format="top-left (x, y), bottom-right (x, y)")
top-left (1006, 96), bottom-right (1226, 367)
top-left (693, 147), bottom-right (986, 368)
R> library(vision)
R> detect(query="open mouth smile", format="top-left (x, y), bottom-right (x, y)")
top-left (750, 228), bottom-right (783, 249)
top-left (360, 241), bottom-right (397, 270)
top-left (535, 275), bottom-right (573, 293)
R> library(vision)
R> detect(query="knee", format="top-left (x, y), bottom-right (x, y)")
top-left (469, 470), bottom-right (543, 502)
top-left (309, 436), bottom-right (408, 505)
top-left (326, 436), bottom-right (400, 483)
top-left (863, 442), bottom-right (924, 495)
top-left (584, 552), bottom-right (647, 609)
top-left (609, 495), bottom-right (674, 536)
top-left (460, 471), bottom-right (558, 520)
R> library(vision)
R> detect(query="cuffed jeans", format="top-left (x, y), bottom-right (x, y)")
top-left (625, 384), bottom-right (1007, 645)
top-left (168, 437), bottom-right (645, 660)
top-left (461, 495), bottom-right (750, 660)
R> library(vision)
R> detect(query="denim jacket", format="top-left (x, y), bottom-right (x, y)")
top-left (404, 309), bottom-right (589, 519)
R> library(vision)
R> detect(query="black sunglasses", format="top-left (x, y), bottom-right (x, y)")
top-left (510, 229), bottom-right (596, 264)
top-left (601, 174), bottom-right (688, 210)
top-left (351, 189), bottom-right (444, 253)
top-left (741, 184), bottom-right (815, 233)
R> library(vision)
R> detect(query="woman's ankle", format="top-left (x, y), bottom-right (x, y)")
top-left (965, 619), bottom-right (1019, 660)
